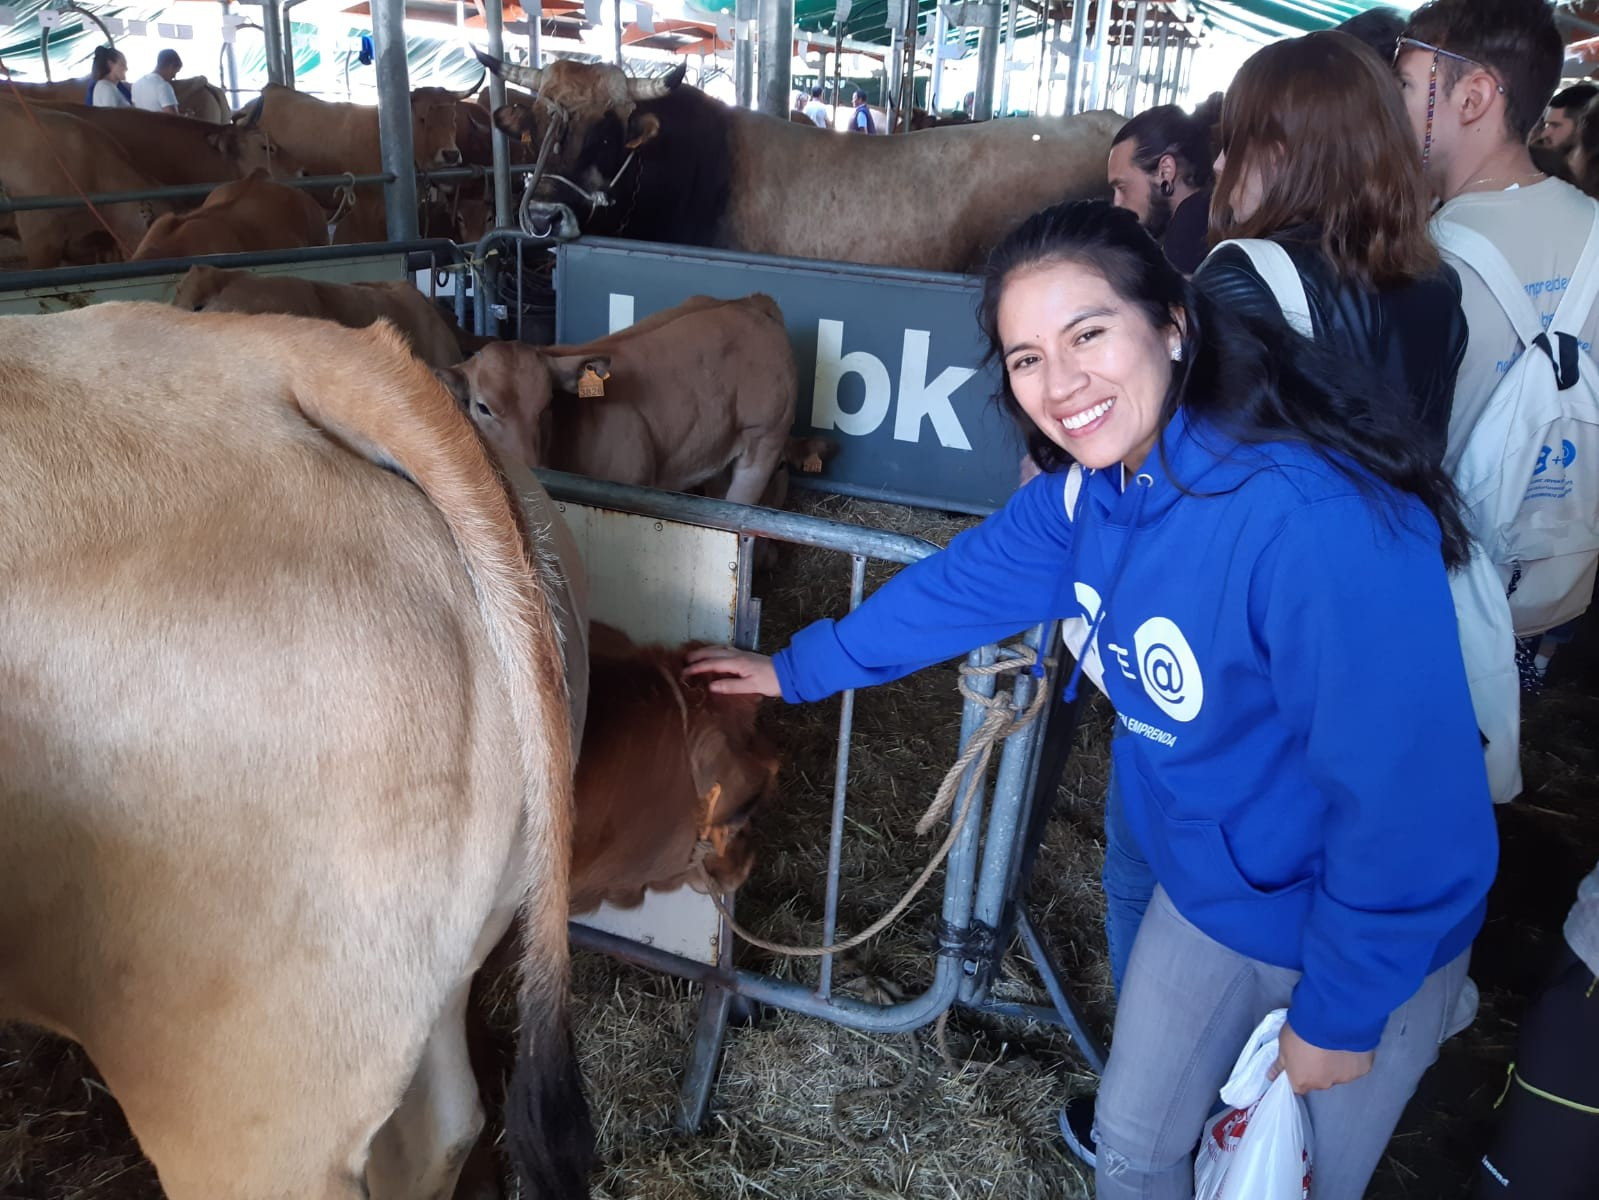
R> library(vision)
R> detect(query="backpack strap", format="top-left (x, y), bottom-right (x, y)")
top-left (1212, 238), bottom-right (1313, 338)
top-left (1432, 217), bottom-right (1581, 389)
top-left (1549, 203), bottom-right (1599, 340)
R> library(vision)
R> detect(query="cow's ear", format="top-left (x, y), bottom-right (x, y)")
top-left (434, 366), bottom-right (472, 410)
top-left (543, 353), bottom-right (612, 396)
top-left (203, 129), bottom-right (234, 153)
top-left (493, 104), bottom-right (538, 143)
top-left (625, 112), bottom-right (661, 150)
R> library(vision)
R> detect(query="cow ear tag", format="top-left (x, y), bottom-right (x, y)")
top-left (577, 366), bottom-right (609, 398)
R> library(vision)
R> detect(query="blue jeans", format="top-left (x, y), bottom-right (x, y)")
top-left (1103, 767), bottom-right (1157, 997)
top-left (1094, 886), bottom-right (1473, 1200)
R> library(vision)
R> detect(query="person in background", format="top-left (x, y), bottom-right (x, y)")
top-left (1106, 102), bottom-right (1214, 274)
top-left (687, 200), bottom-right (1496, 1200)
top-left (850, 89), bottom-right (876, 135)
top-left (132, 48), bottom-right (183, 115)
top-left (1475, 860), bottom-right (1599, 1199)
top-left (1570, 95), bottom-right (1599, 196)
top-left (88, 46), bottom-right (131, 108)
top-left (1336, 4), bottom-right (1407, 61)
top-left (1532, 81), bottom-right (1599, 156)
top-left (1199, 30), bottom-right (1468, 464)
top-left (804, 85), bottom-right (829, 129)
top-left (1397, 0), bottom-right (1599, 688)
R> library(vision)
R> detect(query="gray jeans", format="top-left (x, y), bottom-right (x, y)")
top-left (1094, 886), bottom-right (1474, 1200)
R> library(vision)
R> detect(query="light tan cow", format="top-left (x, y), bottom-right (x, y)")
top-left (0, 303), bottom-right (592, 1200)
top-left (439, 294), bottom-right (798, 505)
top-left (245, 83), bottom-right (467, 243)
top-left (174, 264), bottom-right (468, 368)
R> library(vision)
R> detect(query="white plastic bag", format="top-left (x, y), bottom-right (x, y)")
top-left (1193, 1009), bottom-right (1313, 1200)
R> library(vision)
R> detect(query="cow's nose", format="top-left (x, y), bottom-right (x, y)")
top-left (440, 148), bottom-right (462, 166)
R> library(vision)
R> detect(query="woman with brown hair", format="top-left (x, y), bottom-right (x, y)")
top-left (1568, 96), bottom-right (1599, 199)
top-left (1196, 29), bottom-right (1468, 465)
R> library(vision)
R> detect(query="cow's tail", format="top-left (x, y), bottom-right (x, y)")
top-left (289, 318), bottom-right (593, 1199)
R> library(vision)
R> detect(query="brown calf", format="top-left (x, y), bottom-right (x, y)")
top-left (439, 294), bottom-right (798, 506)
top-left (133, 170), bottom-right (329, 260)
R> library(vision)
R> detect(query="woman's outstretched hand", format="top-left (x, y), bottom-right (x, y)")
top-left (682, 646), bottom-right (783, 698)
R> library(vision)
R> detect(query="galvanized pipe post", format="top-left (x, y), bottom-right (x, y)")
top-left (527, 0), bottom-right (543, 65)
top-left (756, 0), bottom-right (793, 119)
top-left (485, 0), bottom-right (513, 229)
top-left (1168, 37), bottom-right (1185, 105)
top-left (262, 0), bottom-right (287, 86)
top-left (1178, 34), bottom-right (1193, 104)
top-left (1152, 16), bottom-right (1168, 105)
top-left (1066, 0), bottom-right (1088, 115)
top-left (612, 0), bottom-right (624, 65)
top-left (972, 0), bottom-right (1002, 121)
top-left (1088, 0), bottom-right (1110, 109)
top-left (734, 0), bottom-right (756, 107)
top-left (219, 0), bottom-right (242, 105)
top-left (1125, 0), bottom-right (1146, 115)
top-left (928, 3), bottom-right (946, 112)
top-left (372, 0), bottom-right (420, 241)
top-left (998, 0), bottom-right (1019, 116)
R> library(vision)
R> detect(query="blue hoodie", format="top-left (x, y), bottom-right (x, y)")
top-left (775, 409), bottom-right (1498, 1052)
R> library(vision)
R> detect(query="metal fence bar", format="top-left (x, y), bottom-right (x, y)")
top-left (1, 163), bottom-right (550, 217)
top-left (817, 554), bottom-right (868, 1002)
top-left (0, 239), bottom-right (462, 294)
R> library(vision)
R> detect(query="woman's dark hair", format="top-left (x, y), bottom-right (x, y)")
top-left (91, 45), bottom-right (125, 82)
top-left (1572, 97), bottom-right (1599, 199)
top-left (979, 201), bottom-right (1471, 569)
top-left (1212, 31), bottom-right (1440, 288)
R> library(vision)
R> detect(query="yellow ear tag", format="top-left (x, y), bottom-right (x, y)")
top-left (520, 131), bottom-right (534, 147)
top-left (577, 366), bottom-right (609, 398)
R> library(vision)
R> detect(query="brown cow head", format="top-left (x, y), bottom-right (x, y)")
top-left (436, 340), bottom-right (609, 469)
top-left (206, 122), bottom-right (300, 178)
top-left (476, 52), bottom-right (680, 202)
top-left (410, 87), bottom-right (465, 168)
top-left (569, 624), bottom-right (780, 913)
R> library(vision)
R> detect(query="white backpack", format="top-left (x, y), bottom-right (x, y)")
top-left (1431, 213), bottom-right (1599, 636)
top-left (1211, 238), bottom-right (1521, 804)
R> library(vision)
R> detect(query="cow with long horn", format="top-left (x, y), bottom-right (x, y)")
top-left (475, 50), bottom-right (1121, 273)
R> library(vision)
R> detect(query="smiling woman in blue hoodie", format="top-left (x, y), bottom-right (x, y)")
top-left (686, 200), bottom-right (1497, 1200)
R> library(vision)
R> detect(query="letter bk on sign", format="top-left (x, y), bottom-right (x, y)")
top-left (554, 238), bottom-right (1025, 514)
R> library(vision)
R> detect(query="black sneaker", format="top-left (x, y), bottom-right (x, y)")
top-left (1058, 1093), bottom-right (1097, 1168)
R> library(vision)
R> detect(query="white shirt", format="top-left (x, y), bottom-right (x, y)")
top-left (132, 72), bottom-right (179, 112)
top-left (91, 79), bottom-right (132, 108)
top-left (804, 100), bottom-right (828, 128)
top-left (1435, 177), bottom-right (1599, 474)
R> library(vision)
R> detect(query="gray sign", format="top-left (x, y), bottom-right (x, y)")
top-left (555, 238), bottom-right (1023, 515)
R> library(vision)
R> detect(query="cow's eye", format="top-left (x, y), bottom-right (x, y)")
top-left (475, 401), bottom-right (492, 418)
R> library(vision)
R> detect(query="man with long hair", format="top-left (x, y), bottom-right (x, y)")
top-left (1107, 102), bottom-right (1215, 274)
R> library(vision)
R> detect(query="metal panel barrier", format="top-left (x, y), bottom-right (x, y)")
top-left (536, 470), bottom-right (1103, 1129)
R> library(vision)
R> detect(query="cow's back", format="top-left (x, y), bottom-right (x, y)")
top-left (722, 107), bottom-right (1122, 272)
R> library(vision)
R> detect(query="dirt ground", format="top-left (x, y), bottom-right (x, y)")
top-left (2, 491), bottom-right (1597, 1200)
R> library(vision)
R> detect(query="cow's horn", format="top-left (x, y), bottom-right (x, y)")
top-left (474, 47), bottom-right (543, 92)
top-left (626, 61), bottom-right (686, 101)
top-left (451, 65), bottom-right (489, 100)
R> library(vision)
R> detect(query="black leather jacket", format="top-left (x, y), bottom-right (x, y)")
top-left (1193, 227), bottom-right (1468, 466)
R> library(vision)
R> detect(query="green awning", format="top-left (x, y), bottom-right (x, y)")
top-left (692, 0), bottom-right (1413, 49)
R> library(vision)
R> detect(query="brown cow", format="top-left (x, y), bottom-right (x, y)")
top-left (247, 83), bottom-right (465, 243)
top-left (5, 75), bottom-right (231, 121)
top-left (29, 102), bottom-right (291, 193)
top-left (174, 265), bottom-right (466, 368)
top-left (0, 102), bottom-right (169, 268)
top-left (0, 303), bottom-right (591, 1199)
top-left (571, 622), bottom-right (778, 913)
top-left (477, 54), bottom-right (1120, 272)
top-left (132, 170), bottom-right (329, 260)
top-left (439, 294), bottom-right (797, 505)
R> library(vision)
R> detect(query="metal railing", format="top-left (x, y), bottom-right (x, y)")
top-left (0, 162), bottom-right (549, 217)
top-left (536, 471), bottom-right (1102, 1130)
